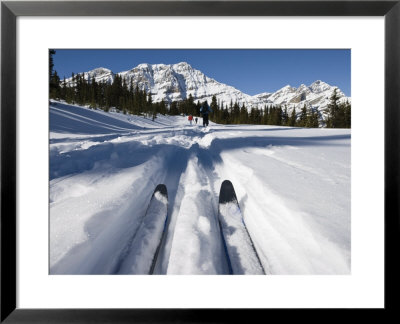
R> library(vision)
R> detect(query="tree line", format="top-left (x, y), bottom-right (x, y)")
top-left (141, 90), bottom-right (350, 128)
top-left (50, 51), bottom-right (350, 128)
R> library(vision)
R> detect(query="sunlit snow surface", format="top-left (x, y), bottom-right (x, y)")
top-left (49, 101), bottom-right (351, 274)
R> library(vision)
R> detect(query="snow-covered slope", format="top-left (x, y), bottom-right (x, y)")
top-left (64, 63), bottom-right (350, 115)
top-left (50, 101), bottom-right (351, 275)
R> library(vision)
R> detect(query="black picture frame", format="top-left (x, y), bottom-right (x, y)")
top-left (1, 0), bottom-right (399, 322)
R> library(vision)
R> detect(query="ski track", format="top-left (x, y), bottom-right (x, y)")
top-left (164, 154), bottom-right (229, 274)
top-left (49, 102), bottom-right (351, 275)
top-left (214, 155), bottom-right (350, 274)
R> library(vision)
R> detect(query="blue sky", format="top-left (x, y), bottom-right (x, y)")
top-left (53, 49), bottom-right (351, 96)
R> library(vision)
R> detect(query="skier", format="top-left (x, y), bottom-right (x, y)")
top-left (200, 101), bottom-right (212, 127)
top-left (195, 117), bottom-right (198, 125)
top-left (188, 114), bottom-right (193, 125)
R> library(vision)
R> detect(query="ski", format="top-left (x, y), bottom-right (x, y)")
top-left (218, 180), bottom-right (265, 275)
top-left (118, 184), bottom-right (168, 274)
top-left (148, 184), bottom-right (169, 274)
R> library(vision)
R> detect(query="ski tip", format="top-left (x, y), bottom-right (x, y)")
top-left (221, 179), bottom-right (233, 187)
top-left (154, 184), bottom-right (168, 198)
top-left (219, 180), bottom-right (238, 204)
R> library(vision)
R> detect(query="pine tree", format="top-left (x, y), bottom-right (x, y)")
top-left (221, 105), bottom-right (230, 124)
top-left (344, 100), bottom-right (351, 128)
top-left (262, 105), bottom-right (270, 125)
top-left (276, 106), bottom-right (283, 125)
top-left (187, 94), bottom-right (195, 115)
top-left (75, 74), bottom-right (84, 105)
top-left (49, 50), bottom-right (61, 99)
top-left (239, 104), bottom-right (248, 124)
top-left (326, 88), bottom-right (340, 128)
top-left (210, 96), bottom-right (218, 112)
top-left (147, 92), bottom-right (153, 116)
top-left (159, 99), bottom-right (167, 115)
top-left (89, 77), bottom-right (97, 108)
top-left (299, 104), bottom-right (308, 127)
top-left (307, 107), bottom-right (319, 128)
top-left (49, 49), bottom-right (55, 80)
top-left (282, 106), bottom-right (289, 126)
top-left (288, 108), bottom-right (296, 127)
top-left (170, 101), bottom-right (179, 115)
top-left (60, 77), bottom-right (67, 100)
top-left (232, 102), bottom-right (240, 123)
top-left (50, 70), bottom-right (61, 99)
top-left (335, 102), bottom-right (347, 128)
top-left (65, 74), bottom-right (75, 104)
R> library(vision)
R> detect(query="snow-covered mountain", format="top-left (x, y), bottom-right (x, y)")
top-left (65, 62), bottom-right (350, 114)
top-left (118, 62), bottom-right (262, 106)
top-left (66, 67), bottom-right (114, 86)
top-left (264, 80), bottom-right (349, 113)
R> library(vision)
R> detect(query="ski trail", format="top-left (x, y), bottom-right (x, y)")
top-left (214, 153), bottom-right (350, 275)
top-left (112, 146), bottom-right (190, 274)
top-left (49, 125), bottom-right (221, 274)
top-left (165, 153), bottom-right (229, 274)
top-left (145, 148), bottom-right (191, 274)
top-left (117, 186), bottom-right (168, 274)
top-left (50, 144), bottom-right (179, 274)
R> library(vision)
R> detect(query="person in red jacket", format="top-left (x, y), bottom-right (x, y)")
top-left (188, 114), bottom-right (193, 125)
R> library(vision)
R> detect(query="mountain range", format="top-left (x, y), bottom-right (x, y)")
top-left (65, 62), bottom-right (350, 114)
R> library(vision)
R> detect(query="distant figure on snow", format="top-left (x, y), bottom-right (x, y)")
top-left (195, 117), bottom-right (198, 125)
top-left (200, 101), bottom-right (212, 127)
top-left (188, 114), bottom-right (193, 125)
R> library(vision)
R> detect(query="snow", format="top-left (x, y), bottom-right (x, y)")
top-left (50, 100), bottom-right (351, 275)
top-left (163, 156), bottom-right (227, 275)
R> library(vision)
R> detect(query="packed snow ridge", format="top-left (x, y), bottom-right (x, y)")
top-left (50, 100), bottom-right (351, 275)
top-left (64, 62), bottom-right (351, 113)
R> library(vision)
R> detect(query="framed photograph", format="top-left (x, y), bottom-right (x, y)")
top-left (1, 0), bottom-right (399, 322)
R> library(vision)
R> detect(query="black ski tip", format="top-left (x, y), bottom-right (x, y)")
top-left (219, 180), bottom-right (238, 204)
top-left (154, 184), bottom-right (168, 198)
